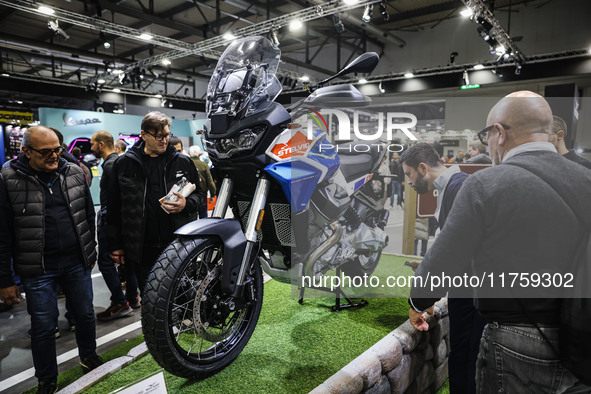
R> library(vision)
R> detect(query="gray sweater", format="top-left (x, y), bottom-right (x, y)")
top-left (411, 150), bottom-right (591, 323)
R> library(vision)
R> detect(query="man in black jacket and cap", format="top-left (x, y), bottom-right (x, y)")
top-left (108, 111), bottom-right (202, 293)
top-left (0, 126), bottom-right (102, 393)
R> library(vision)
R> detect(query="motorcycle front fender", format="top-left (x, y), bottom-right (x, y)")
top-left (175, 218), bottom-right (246, 294)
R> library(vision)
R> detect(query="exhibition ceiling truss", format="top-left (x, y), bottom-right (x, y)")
top-left (0, 0), bottom-right (589, 110)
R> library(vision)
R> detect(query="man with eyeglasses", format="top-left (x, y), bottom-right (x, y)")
top-left (0, 126), bottom-right (102, 392)
top-left (108, 111), bottom-right (202, 294)
top-left (408, 91), bottom-right (591, 392)
top-left (400, 142), bottom-right (486, 394)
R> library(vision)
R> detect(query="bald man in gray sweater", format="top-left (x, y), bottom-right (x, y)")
top-left (409, 91), bottom-right (591, 393)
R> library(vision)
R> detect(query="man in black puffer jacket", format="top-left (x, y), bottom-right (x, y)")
top-left (0, 126), bottom-right (102, 393)
top-left (108, 111), bottom-right (202, 294)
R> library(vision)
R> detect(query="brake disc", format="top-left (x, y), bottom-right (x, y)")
top-left (193, 266), bottom-right (244, 342)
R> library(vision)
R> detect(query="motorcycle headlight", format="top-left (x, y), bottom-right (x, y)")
top-left (210, 125), bottom-right (266, 158)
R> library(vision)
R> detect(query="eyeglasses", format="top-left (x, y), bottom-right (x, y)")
top-left (146, 132), bottom-right (173, 142)
top-left (26, 146), bottom-right (64, 157)
top-left (477, 124), bottom-right (510, 145)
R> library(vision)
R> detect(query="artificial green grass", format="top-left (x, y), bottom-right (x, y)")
top-left (87, 255), bottom-right (414, 393)
top-left (24, 335), bottom-right (145, 394)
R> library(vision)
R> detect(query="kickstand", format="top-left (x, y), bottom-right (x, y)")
top-left (298, 266), bottom-right (368, 312)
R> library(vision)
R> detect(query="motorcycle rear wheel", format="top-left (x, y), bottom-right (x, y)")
top-left (142, 236), bottom-right (263, 379)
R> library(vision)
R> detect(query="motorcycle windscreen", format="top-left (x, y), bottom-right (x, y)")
top-left (264, 160), bottom-right (321, 213)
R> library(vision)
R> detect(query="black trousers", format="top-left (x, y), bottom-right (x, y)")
top-left (448, 298), bottom-right (488, 394)
top-left (129, 244), bottom-right (166, 296)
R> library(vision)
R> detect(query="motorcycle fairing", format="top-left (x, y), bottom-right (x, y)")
top-left (264, 128), bottom-right (340, 213)
top-left (264, 160), bottom-right (321, 213)
top-left (174, 218), bottom-right (247, 293)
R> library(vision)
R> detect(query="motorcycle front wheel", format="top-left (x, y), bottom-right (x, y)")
top-left (142, 236), bottom-right (263, 379)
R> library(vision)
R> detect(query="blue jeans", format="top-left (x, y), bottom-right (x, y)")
top-left (476, 323), bottom-right (590, 393)
top-left (390, 180), bottom-right (402, 206)
top-left (97, 211), bottom-right (138, 305)
top-left (21, 264), bottom-right (97, 380)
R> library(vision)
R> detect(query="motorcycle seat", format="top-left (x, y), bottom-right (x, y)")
top-left (336, 141), bottom-right (384, 183)
top-left (338, 153), bottom-right (374, 183)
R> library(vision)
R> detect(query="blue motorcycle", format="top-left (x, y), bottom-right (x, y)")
top-left (142, 36), bottom-right (389, 378)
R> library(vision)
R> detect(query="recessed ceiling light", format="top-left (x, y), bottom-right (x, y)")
top-left (16, 100), bottom-right (23, 104)
top-left (404, 72), bottom-right (414, 78)
top-left (289, 20), bottom-right (303, 32)
top-left (460, 8), bottom-right (473, 17)
top-left (473, 64), bottom-right (485, 70)
top-left (38, 5), bottom-right (55, 15)
top-left (139, 33), bottom-right (153, 41)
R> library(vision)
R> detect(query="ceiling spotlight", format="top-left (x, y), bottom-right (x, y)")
top-left (100, 32), bottom-right (110, 49)
top-left (47, 20), bottom-right (69, 40)
top-left (450, 51), bottom-right (458, 64)
top-left (155, 93), bottom-right (163, 98)
top-left (223, 32), bottom-right (236, 40)
top-left (358, 78), bottom-right (368, 84)
top-left (97, 78), bottom-right (106, 84)
top-left (460, 8), bottom-right (473, 17)
top-left (113, 88), bottom-right (121, 93)
top-left (576, 148), bottom-right (584, 154)
top-left (462, 70), bottom-right (470, 86)
top-left (162, 59), bottom-right (171, 66)
top-left (332, 14), bottom-right (345, 34)
top-left (343, 0), bottom-right (359, 4)
top-left (139, 33), bottom-right (153, 41)
top-left (378, 81), bottom-right (385, 94)
top-left (379, 2), bottom-right (389, 21)
top-left (38, 5), bottom-right (55, 15)
top-left (495, 45), bottom-right (506, 55)
top-left (270, 30), bottom-right (280, 46)
top-left (473, 64), bottom-right (485, 70)
top-left (404, 72), bottom-right (414, 78)
top-left (476, 25), bottom-right (491, 42)
top-left (16, 100), bottom-right (23, 104)
top-left (289, 19), bottom-right (303, 31)
top-left (475, 16), bottom-right (493, 32)
top-left (362, 5), bottom-right (373, 23)
top-left (300, 76), bottom-right (310, 82)
top-left (515, 64), bottom-right (522, 75)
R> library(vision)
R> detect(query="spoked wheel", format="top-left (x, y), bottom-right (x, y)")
top-left (142, 236), bottom-right (263, 379)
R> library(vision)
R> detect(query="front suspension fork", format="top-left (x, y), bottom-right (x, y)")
top-left (215, 177), bottom-right (270, 298)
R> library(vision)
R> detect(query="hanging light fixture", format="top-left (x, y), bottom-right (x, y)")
top-left (362, 5), bottom-right (373, 23)
top-left (379, 2), bottom-right (389, 21)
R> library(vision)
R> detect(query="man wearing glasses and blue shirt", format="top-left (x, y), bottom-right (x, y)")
top-left (0, 126), bottom-right (102, 392)
top-left (108, 111), bottom-right (202, 295)
top-left (408, 91), bottom-right (591, 392)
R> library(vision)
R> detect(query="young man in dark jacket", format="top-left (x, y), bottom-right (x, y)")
top-left (108, 111), bottom-right (202, 293)
top-left (401, 142), bottom-right (487, 394)
top-left (0, 126), bottom-right (102, 393)
top-left (91, 131), bottom-right (139, 320)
